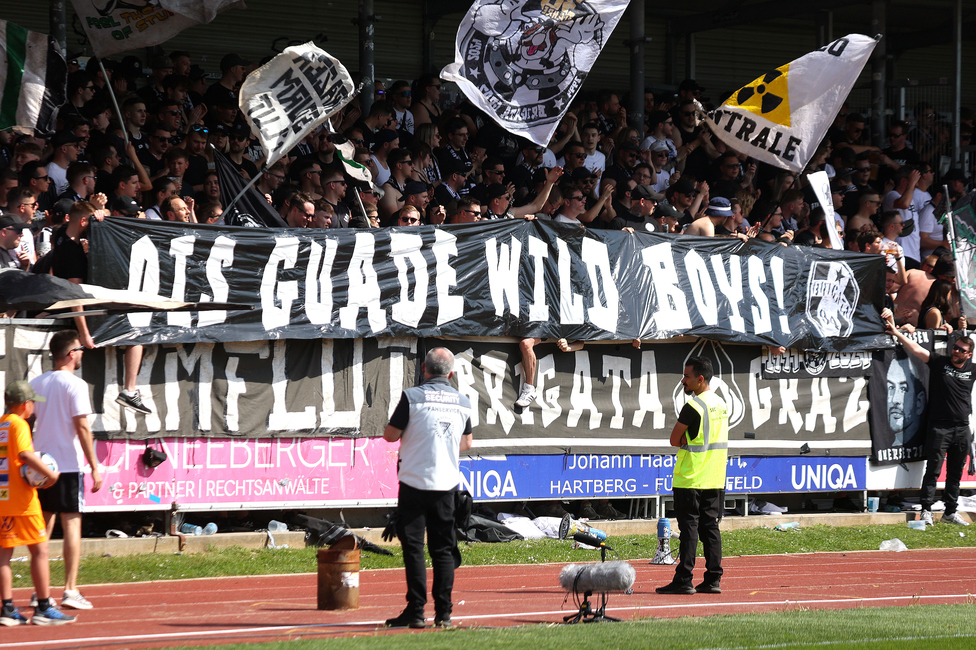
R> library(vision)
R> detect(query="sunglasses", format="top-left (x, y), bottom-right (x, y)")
top-left (888, 132), bottom-right (904, 138)
top-left (953, 345), bottom-right (972, 354)
top-left (70, 345), bottom-right (86, 353)
top-left (681, 111), bottom-right (696, 116)
top-left (568, 195), bottom-right (584, 201)
top-left (153, 135), bottom-right (177, 143)
top-left (400, 216), bottom-right (420, 223)
top-left (34, 175), bottom-right (50, 181)
top-left (190, 125), bottom-right (209, 133)
top-left (375, 90), bottom-right (385, 95)
top-left (163, 110), bottom-right (181, 116)
top-left (570, 153), bottom-right (586, 159)
top-left (229, 134), bottom-right (248, 141)
top-left (397, 91), bottom-right (411, 98)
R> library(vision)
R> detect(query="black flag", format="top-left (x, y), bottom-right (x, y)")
top-left (213, 148), bottom-right (288, 228)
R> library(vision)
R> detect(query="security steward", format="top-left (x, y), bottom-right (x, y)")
top-left (383, 348), bottom-right (473, 629)
top-left (656, 355), bottom-right (729, 595)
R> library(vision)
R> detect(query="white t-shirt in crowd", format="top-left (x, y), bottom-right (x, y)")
top-left (30, 370), bottom-right (92, 473)
top-left (554, 213), bottom-right (581, 225)
top-left (651, 167), bottom-right (672, 193)
top-left (583, 151), bottom-right (606, 175)
top-left (883, 189), bottom-right (920, 262)
top-left (915, 188), bottom-right (943, 259)
top-left (46, 161), bottom-right (69, 196)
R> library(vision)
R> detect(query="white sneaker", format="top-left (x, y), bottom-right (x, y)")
top-left (61, 590), bottom-right (93, 610)
top-left (921, 510), bottom-right (934, 526)
top-left (942, 511), bottom-right (970, 526)
top-left (515, 384), bottom-right (536, 407)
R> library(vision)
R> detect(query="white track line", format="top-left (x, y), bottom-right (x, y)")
top-left (1, 592), bottom-right (973, 649)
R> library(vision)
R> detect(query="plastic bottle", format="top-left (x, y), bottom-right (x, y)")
top-left (268, 520), bottom-right (288, 532)
top-left (180, 523), bottom-right (202, 536)
top-left (774, 522), bottom-right (800, 531)
top-left (203, 522), bottom-right (218, 535)
top-left (879, 538), bottom-right (908, 552)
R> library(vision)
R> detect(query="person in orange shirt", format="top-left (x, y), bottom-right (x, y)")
top-left (0, 381), bottom-right (74, 626)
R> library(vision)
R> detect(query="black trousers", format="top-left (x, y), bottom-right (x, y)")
top-left (396, 482), bottom-right (457, 618)
top-left (920, 424), bottom-right (971, 515)
top-left (672, 487), bottom-right (724, 587)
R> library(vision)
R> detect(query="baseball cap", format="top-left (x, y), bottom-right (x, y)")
top-left (571, 167), bottom-right (597, 181)
top-left (648, 140), bottom-right (670, 153)
top-left (403, 180), bottom-right (428, 196)
top-left (111, 195), bottom-right (140, 216)
top-left (5, 380), bottom-right (45, 404)
top-left (634, 185), bottom-right (662, 201)
top-left (371, 129), bottom-right (399, 149)
top-left (0, 214), bottom-right (23, 230)
top-left (445, 158), bottom-right (472, 176)
top-left (671, 177), bottom-right (697, 195)
top-left (654, 202), bottom-right (682, 220)
top-left (221, 53), bottom-right (251, 72)
top-left (188, 64), bottom-right (207, 81)
top-left (705, 197), bottom-right (733, 217)
top-left (51, 130), bottom-right (85, 147)
top-left (486, 183), bottom-right (509, 200)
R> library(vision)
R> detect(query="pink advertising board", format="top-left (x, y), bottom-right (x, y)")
top-left (83, 437), bottom-right (401, 512)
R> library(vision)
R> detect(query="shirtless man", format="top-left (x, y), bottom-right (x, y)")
top-left (893, 254), bottom-right (948, 327)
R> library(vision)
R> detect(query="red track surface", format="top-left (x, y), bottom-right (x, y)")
top-left (3, 548), bottom-right (975, 649)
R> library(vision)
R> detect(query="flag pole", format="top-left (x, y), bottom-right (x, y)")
top-left (98, 59), bottom-right (129, 148)
top-left (223, 165), bottom-right (266, 219)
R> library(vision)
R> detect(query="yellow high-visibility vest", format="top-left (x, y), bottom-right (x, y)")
top-left (673, 389), bottom-right (729, 489)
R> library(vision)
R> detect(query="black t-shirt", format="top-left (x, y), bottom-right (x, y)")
top-left (926, 354), bottom-right (975, 425)
top-left (51, 224), bottom-right (87, 282)
top-left (203, 81), bottom-right (237, 110)
top-left (229, 157), bottom-right (258, 181)
top-left (138, 149), bottom-right (167, 177)
top-left (677, 401), bottom-right (701, 439)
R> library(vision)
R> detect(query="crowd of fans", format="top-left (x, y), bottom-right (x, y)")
top-left (2, 49), bottom-right (973, 522)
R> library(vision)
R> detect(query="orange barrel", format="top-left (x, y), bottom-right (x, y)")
top-left (317, 538), bottom-right (360, 610)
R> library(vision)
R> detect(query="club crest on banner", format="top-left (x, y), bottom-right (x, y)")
top-left (672, 340), bottom-right (746, 429)
top-left (806, 261), bottom-right (859, 338)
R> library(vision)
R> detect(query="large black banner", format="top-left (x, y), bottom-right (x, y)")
top-left (4, 321), bottom-right (415, 440)
top-left (433, 337), bottom-right (872, 457)
top-left (88, 218), bottom-right (888, 351)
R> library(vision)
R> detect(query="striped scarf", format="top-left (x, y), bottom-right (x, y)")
top-left (0, 20), bottom-right (66, 136)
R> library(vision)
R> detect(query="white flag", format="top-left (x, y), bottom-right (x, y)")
top-left (0, 21), bottom-right (66, 136)
top-left (70, 0), bottom-right (243, 59)
top-left (239, 43), bottom-right (355, 169)
top-left (704, 35), bottom-right (878, 173)
top-left (807, 171), bottom-right (844, 250)
top-left (441, 0), bottom-right (629, 146)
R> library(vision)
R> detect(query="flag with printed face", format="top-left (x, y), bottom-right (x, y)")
top-left (70, 0), bottom-right (243, 59)
top-left (441, 0), bottom-right (629, 146)
top-left (704, 35), bottom-right (878, 173)
top-left (0, 21), bottom-right (66, 136)
top-left (239, 43), bottom-right (356, 169)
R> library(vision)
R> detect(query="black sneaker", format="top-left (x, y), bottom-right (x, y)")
top-left (116, 390), bottom-right (152, 414)
top-left (655, 582), bottom-right (695, 595)
top-left (434, 611), bottom-right (452, 628)
top-left (695, 582), bottom-right (721, 594)
top-left (385, 612), bottom-right (426, 629)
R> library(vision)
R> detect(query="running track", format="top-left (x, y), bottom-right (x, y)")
top-left (3, 548), bottom-right (975, 649)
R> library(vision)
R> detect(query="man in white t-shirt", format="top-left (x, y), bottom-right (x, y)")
top-left (882, 166), bottom-right (922, 268)
top-left (915, 163), bottom-right (948, 259)
top-left (580, 122), bottom-right (606, 176)
top-left (30, 330), bottom-right (102, 612)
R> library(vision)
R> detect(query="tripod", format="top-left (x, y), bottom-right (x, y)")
top-left (563, 545), bottom-right (622, 624)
